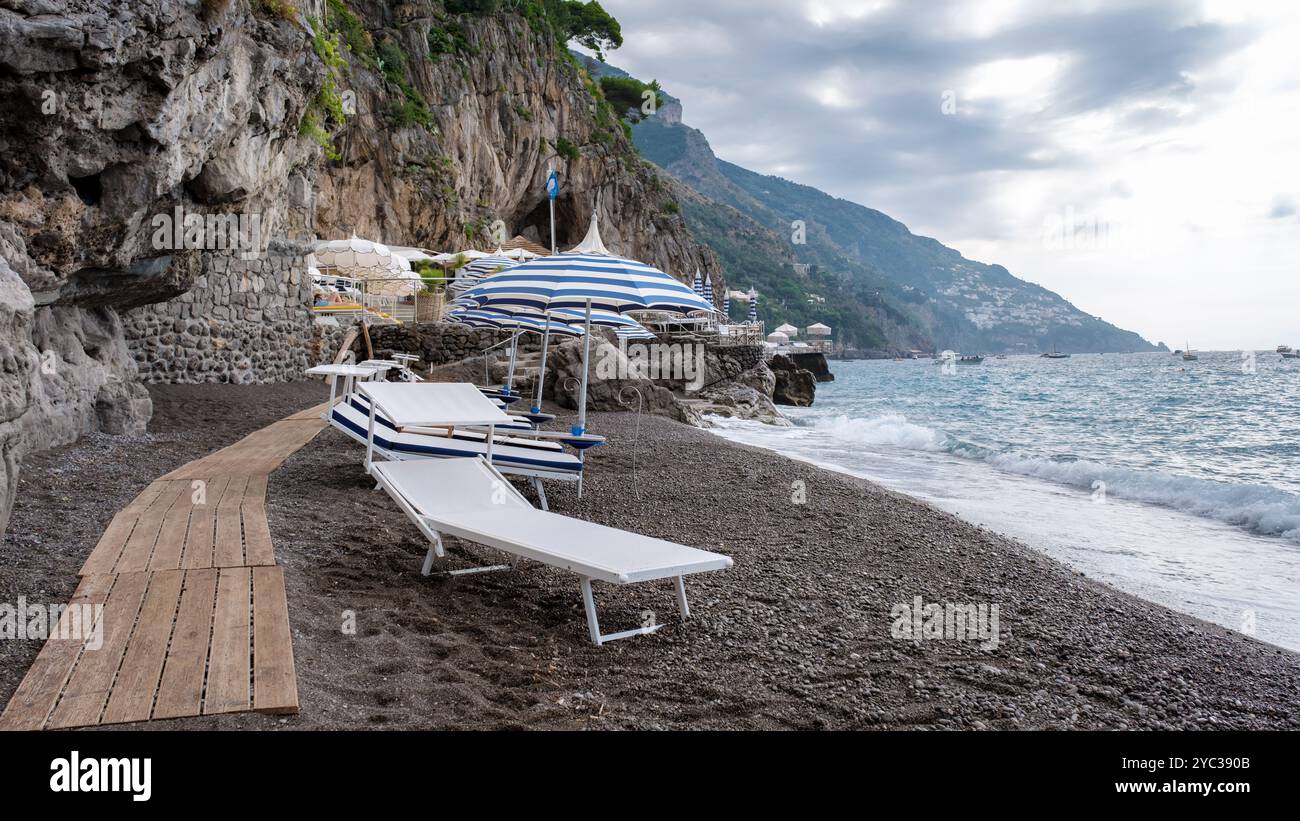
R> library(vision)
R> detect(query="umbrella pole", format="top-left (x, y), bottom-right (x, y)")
top-left (533, 324), bottom-right (551, 415)
top-left (505, 331), bottom-right (520, 395)
top-left (575, 298), bottom-right (592, 435)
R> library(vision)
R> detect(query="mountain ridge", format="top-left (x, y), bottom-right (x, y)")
top-left (578, 54), bottom-right (1163, 355)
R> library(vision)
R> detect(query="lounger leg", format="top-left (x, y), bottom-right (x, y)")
top-left (533, 477), bottom-right (549, 511)
top-left (580, 577), bottom-right (603, 646)
top-left (579, 577), bottom-right (667, 646)
top-left (675, 575), bottom-right (690, 622)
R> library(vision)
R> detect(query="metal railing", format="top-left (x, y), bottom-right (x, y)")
top-left (311, 272), bottom-right (452, 324)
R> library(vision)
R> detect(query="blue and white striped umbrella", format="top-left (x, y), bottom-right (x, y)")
top-left (692, 269), bottom-right (705, 299)
top-left (461, 256), bottom-right (716, 316)
top-left (614, 326), bottom-right (658, 342)
top-left (447, 307), bottom-right (583, 337)
top-left (548, 306), bottom-right (647, 329)
top-left (461, 211), bottom-right (716, 435)
top-left (448, 253), bottom-right (517, 296)
top-left (723, 292), bottom-right (731, 318)
top-left (703, 274), bottom-right (714, 305)
top-left (747, 290), bottom-right (758, 323)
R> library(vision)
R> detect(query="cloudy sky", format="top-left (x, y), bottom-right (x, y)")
top-left (591, 0), bottom-right (1300, 349)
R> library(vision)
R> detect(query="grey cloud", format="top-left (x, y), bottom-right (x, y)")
top-left (597, 0), bottom-right (1256, 240)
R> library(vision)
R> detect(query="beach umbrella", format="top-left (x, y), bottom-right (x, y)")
top-left (502, 247), bottom-right (542, 260)
top-left (767, 330), bottom-right (790, 345)
top-left (615, 326), bottom-right (658, 342)
top-left (747, 290), bottom-right (759, 323)
top-left (449, 251), bottom-right (518, 296)
top-left (547, 307), bottom-right (647, 329)
top-left (703, 274), bottom-right (714, 306)
top-left (806, 322), bottom-right (832, 336)
top-left (313, 236), bottom-right (406, 274)
top-left (723, 292), bottom-right (731, 319)
top-left (692, 269), bottom-right (705, 298)
top-left (461, 210), bottom-right (716, 434)
top-left (313, 237), bottom-right (418, 302)
top-left (774, 323), bottom-right (798, 336)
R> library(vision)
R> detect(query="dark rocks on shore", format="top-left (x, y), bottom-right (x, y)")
top-left (769, 354), bottom-right (817, 406)
top-left (788, 351), bottom-right (835, 382)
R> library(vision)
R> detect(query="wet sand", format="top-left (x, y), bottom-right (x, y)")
top-left (2, 383), bottom-right (1297, 729)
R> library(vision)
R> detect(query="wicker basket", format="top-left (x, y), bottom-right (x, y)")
top-left (415, 291), bottom-right (443, 322)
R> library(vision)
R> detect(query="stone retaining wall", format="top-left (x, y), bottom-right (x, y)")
top-left (363, 321), bottom-right (541, 365)
top-left (122, 246), bottom-right (333, 384)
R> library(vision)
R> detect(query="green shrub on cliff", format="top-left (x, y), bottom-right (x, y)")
top-left (555, 138), bottom-right (580, 161)
top-left (253, 0), bottom-right (297, 21)
top-left (520, 1), bottom-right (623, 61)
top-left (326, 0), bottom-right (374, 64)
top-left (598, 76), bottom-right (662, 119)
top-left (446, 0), bottom-right (499, 13)
top-left (376, 38), bottom-right (433, 128)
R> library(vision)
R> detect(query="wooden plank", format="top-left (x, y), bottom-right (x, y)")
top-left (46, 572), bottom-right (150, 729)
top-left (213, 475), bottom-right (249, 567)
top-left (0, 574), bottom-right (115, 731)
top-left (252, 566), bottom-right (298, 714)
top-left (122, 480), bottom-right (168, 515)
top-left (152, 569), bottom-right (219, 720)
top-left (79, 511), bottom-right (139, 576)
top-left (100, 570), bottom-right (184, 725)
top-left (204, 568), bottom-right (251, 714)
top-left (148, 499), bottom-right (193, 572)
top-left (242, 504), bottom-right (275, 566)
top-left (115, 482), bottom-right (188, 574)
top-left (245, 474), bottom-right (268, 503)
top-left (181, 476), bottom-right (230, 570)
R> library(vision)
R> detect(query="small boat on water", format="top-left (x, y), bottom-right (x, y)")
top-left (1282, 350), bottom-right (1300, 360)
top-left (1181, 342), bottom-right (1198, 362)
top-left (1277, 345), bottom-right (1292, 354)
top-left (1041, 345), bottom-right (1070, 359)
top-left (959, 355), bottom-right (984, 364)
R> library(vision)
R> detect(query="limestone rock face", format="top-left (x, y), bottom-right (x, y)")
top-left (0, 252), bottom-right (37, 535)
top-left (0, 1), bottom-right (319, 292)
top-left (313, 7), bottom-right (722, 283)
top-left (769, 354), bottom-right (817, 407)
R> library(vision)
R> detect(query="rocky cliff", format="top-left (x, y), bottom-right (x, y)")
top-left (0, 0), bottom-right (723, 536)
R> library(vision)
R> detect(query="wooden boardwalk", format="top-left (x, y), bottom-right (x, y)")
top-left (0, 403), bottom-right (328, 730)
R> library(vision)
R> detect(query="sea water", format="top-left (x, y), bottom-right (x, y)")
top-left (708, 351), bottom-right (1300, 651)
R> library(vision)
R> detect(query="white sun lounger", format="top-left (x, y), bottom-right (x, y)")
top-left (370, 457), bottom-right (733, 645)
top-left (329, 393), bottom-right (581, 509)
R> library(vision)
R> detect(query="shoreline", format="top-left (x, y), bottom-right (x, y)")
top-left (1, 383), bottom-right (1296, 729)
top-left (702, 413), bottom-right (1300, 654)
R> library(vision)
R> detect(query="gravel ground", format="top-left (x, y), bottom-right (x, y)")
top-left (2, 382), bottom-right (1298, 730)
